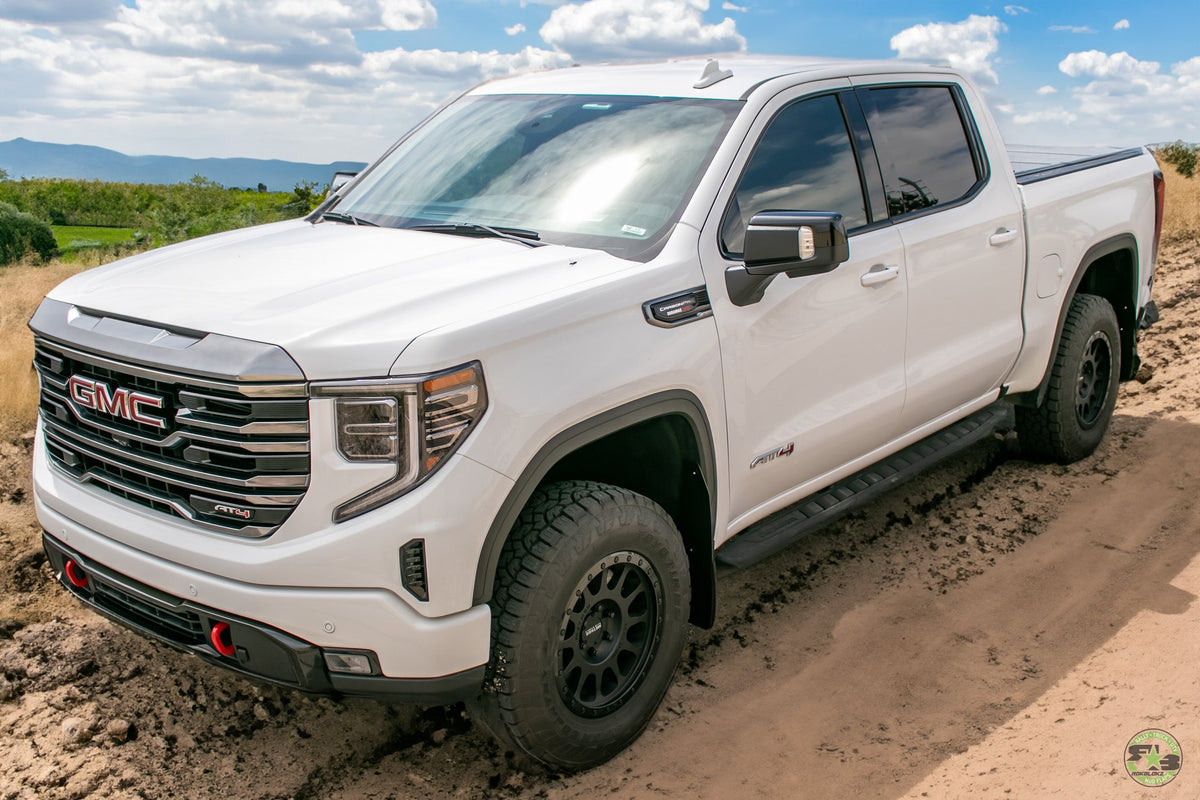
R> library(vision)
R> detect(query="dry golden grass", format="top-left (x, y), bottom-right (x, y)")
top-left (0, 245), bottom-right (153, 441)
top-left (0, 261), bottom-right (91, 441)
top-left (1156, 157), bottom-right (1200, 243)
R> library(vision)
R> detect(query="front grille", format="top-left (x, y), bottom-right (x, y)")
top-left (35, 338), bottom-right (309, 538)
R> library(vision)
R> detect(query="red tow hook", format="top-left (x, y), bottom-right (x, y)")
top-left (209, 622), bottom-right (236, 657)
top-left (63, 558), bottom-right (89, 588)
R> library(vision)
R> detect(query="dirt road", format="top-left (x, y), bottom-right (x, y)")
top-left (2, 240), bottom-right (1198, 799)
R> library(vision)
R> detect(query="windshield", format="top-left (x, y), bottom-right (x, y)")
top-left (330, 94), bottom-right (740, 260)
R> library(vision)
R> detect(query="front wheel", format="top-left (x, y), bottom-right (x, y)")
top-left (1017, 293), bottom-right (1121, 463)
top-left (470, 481), bottom-right (690, 771)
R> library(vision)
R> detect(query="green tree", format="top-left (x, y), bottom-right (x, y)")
top-left (0, 201), bottom-right (58, 264)
top-left (281, 180), bottom-right (325, 215)
top-left (1155, 140), bottom-right (1198, 179)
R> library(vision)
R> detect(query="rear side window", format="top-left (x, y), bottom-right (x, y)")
top-left (857, 86), bottom-right (982, 217)
top-left (721, 93), bottom-right (867, 255)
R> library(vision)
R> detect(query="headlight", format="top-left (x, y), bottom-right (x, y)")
top-left (312, 362), bottom-right (487, 522)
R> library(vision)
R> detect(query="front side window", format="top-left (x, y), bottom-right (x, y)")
top-left (721, 93), bottom-right (867, 256)
top-left (332, 94), bottom-right (739, 260)
top-left (857, 86), bottom-right (982, 217)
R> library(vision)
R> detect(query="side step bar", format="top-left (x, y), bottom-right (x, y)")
top-left (716, 403), bottom-right (1014, 569)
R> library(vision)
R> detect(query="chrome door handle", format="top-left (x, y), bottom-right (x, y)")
top-left (860, 264), bottom-right (900, 287)
top-left (989, 228), bottom-right (1019, 246)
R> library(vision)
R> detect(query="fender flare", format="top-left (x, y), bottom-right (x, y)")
top-left (472, 390), bottom-right (718, 610)
top-left (1030, 233), bottom-right (1139, 407)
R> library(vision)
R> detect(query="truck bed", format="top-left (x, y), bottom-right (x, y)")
top-left (1007, 144), bottom-right (1145, 185)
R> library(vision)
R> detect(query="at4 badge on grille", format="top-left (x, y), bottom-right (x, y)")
top-left (66, 375), bottom-right (167, 430)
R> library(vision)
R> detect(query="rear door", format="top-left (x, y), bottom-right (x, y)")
top-left (852, 79), bottom-right (1026, 431)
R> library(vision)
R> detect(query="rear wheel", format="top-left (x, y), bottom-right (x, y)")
top-left (470, 481), bottom-right (690, 771)
top-left (1017, 293), bottom-right (1121, 463)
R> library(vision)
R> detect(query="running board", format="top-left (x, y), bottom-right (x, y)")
top-left (716, 403), bottom-right (1013, 569)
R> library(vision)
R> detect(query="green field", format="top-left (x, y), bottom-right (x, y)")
top-left (51, 225), bottom-right (142, 251)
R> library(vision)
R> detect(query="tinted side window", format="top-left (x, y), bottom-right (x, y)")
top-left (857, 86), bottom-right (980, 217)
top-left (721, 94), bottom-right (867, 255)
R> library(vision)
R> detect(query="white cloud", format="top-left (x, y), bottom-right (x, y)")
top-left (505, 22), bottom-right (526, 35)
top-left (104, 0), bottom-right (439, 67)
top-left (722, 1), bottom-right (748, 11)
top-left (1003, 5), bottom-right (1029, 15)
top-left (1059, 50), bottom-right (1159, 78)
top-left (889, 14), bottom-right (1005, 84)
top-left (1013, 108), bottom-right (1078, 125)
top-left (1036, 84), bottom-right (1057, 94)
top-left (1113, 19), bottom-right (1130, 30)
top-left (363, 44), bottom-right (569, 79)
top-left (540, 0), bottom-right (746, 61)
top-left (0, 8), bottom-right (572, 163)
top-left (1049, 25), bottom-right (1096, 34)
top-left (1047, 50), bottom-right (1200, 144)
top-left (1175, 56), bottom-right (1200, 81)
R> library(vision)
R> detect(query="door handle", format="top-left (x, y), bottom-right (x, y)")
top-left (989, 228), bottom-right (1019, 246)
top-left (860, 264), bottom-right (900, 287)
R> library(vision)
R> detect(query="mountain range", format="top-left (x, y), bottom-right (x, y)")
top-left (0, 138), bottom-right (367, 191)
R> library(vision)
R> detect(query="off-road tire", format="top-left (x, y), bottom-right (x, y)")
top-left (470, 481), bottom-right (690, 771)
top-left (1017, 293), bottom-right (1121, 463)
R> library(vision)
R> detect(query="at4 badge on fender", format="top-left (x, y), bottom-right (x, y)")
top-left (66, 375), bottom-right (167, 430)
top-left (750, 442), bottom-right (795, 469)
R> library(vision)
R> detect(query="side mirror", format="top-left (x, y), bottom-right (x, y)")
top-left (744, 211), bottom-right (849, 277)
top-left (329, 171), bottom-right (358, 194)
top-left (725, 211), bottom-right (851, 307)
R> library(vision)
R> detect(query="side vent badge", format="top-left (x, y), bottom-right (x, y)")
top-left (643, 287), bottom-right (712, 328)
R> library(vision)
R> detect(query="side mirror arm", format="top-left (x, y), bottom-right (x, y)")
top-left (724, 265), bottom-right (776, 307)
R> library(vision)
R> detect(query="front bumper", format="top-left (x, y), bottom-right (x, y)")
top-left (35, 471), bottom-right (495, 701)
top-left (43, 533), bottom-right (485, 703)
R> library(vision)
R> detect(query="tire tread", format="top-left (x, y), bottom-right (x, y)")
top-left (1017, 293), bottom-right (1120, 463)
top-left (469, 480), bottom-right (688, 769)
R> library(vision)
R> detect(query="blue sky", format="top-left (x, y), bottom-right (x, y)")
top-left (1, 0), bottom-right (1197, 164)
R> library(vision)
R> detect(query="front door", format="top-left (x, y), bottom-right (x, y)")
top-left (699, 87), bottom-right (908, 531)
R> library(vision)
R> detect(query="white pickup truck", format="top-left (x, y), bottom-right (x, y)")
top-left (29, 56), bottom-right (1163, 769)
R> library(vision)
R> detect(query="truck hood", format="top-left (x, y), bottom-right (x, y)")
top-left (47, 219), bottom-right (632, 379)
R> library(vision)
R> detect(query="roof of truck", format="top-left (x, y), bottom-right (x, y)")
top-left (469, 56), bottom-right (953, 101)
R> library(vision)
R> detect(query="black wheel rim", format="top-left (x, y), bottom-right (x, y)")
top-left (1076, 330), bottom-right (1113, 428)
top-left (557, 551), bottom-right (663, 719)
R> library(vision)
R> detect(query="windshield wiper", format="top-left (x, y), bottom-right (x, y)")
top-left (408, 222), bottom-right (545, 248)
top-left (320, 210), bottom-right (378, 227)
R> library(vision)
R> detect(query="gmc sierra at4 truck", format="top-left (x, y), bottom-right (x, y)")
top-left (29, 57), bottom-right (1163, 769)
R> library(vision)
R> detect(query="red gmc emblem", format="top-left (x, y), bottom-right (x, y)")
top-left (67, 375), bottom-right (167, 430)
